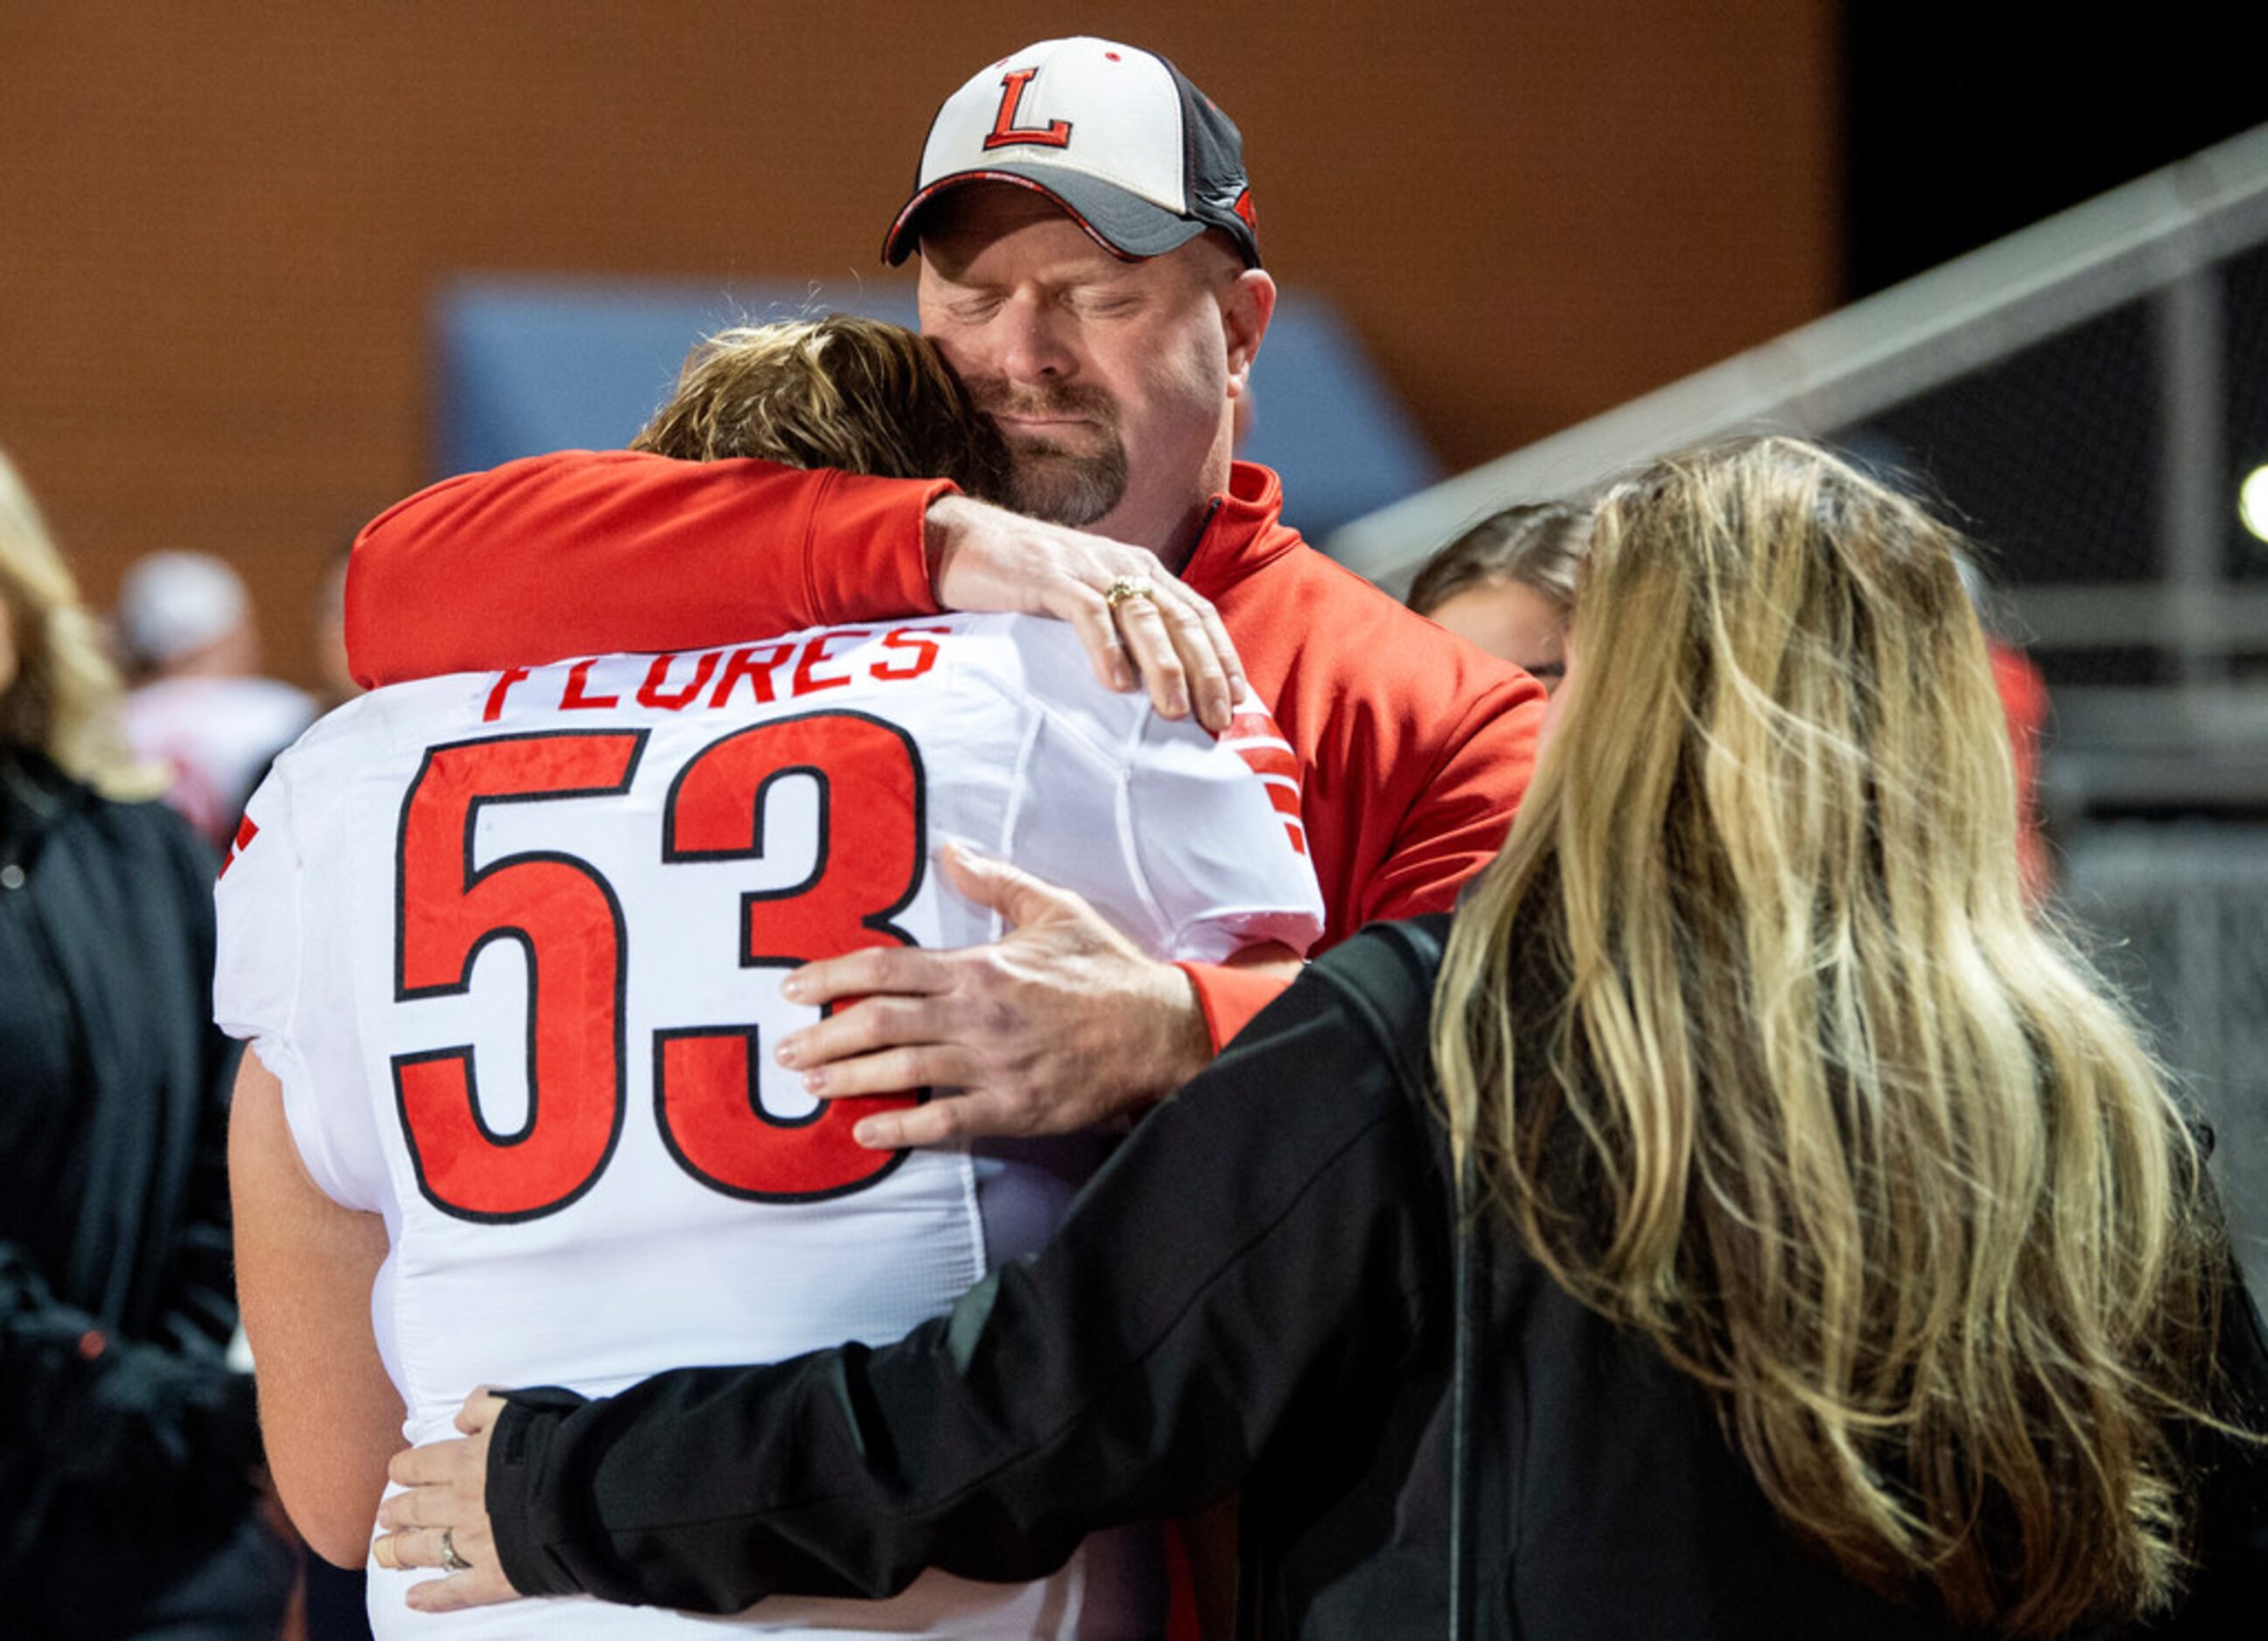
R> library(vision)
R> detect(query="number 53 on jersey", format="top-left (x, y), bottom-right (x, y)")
top-left (392, 710), bottom-right (925, 1223)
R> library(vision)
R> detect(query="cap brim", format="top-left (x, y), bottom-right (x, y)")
top-left (883, 168), bottom-right (1210, 266)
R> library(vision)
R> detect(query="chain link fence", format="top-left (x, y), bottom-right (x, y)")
top-left (2060, 828), bottom-right (2268, 1291)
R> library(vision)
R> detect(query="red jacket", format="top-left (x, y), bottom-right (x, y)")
top-left (1988, 640), bottom-right (2052, 906)
top-left (348, 453), bottom-right (1543, 1043)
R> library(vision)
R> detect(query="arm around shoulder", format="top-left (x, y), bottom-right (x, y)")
top-left (347, 451), bottom-right (948, 687)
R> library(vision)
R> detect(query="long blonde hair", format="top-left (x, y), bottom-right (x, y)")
top-left (0, 452), bottom-right (157, 798)
top-left (1433, 437), bottom-right (2238, 1632)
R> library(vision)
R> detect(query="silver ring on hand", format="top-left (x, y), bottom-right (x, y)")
top-left (1103, 576), bottom-right (1155, 608)
top-left (440, 1526), bottom-right (473, 1574)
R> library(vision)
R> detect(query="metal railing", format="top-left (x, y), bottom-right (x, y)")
top-left (1325, 122), bottom-right (2268, 606)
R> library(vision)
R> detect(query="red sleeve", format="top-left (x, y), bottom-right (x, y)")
top-left (1989, 640), bottom-right (2053, 904)
top-left (1175, 961), bottom-right (1294, 1054)
top-left (1362, 675), bottom-right (1541, 924)
top-left (1176, 679), bottom-right (1534, 1052)
top-left (345, 450), bottom-right (952, 687)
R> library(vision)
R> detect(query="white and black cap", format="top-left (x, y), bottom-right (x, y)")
top-left (883, 37), bottom-right (1260, 268)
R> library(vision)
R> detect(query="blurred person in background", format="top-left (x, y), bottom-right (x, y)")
top-left (380, 438), bottom-right (2266, 1638)
top-left (115, 548), bottom-right (316, 850)
top-left (0, 454), bottom-right (294, 1638)
top-left (1406, 499), bottom-right (1588, 690)
top-left (1990, 635), bottom-right (2052, 904)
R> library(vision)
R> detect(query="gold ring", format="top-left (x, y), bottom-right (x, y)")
top-left (1103, 576), bottom-right (1155, 608)
top-left (440, 1526), bottom-right (473, 1574)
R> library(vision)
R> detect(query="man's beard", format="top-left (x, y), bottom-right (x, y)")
top-left (970, 383), bottom-right (1129, 529)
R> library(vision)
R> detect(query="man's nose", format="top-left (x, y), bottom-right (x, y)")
top-left (994, 292), bottom-right (1077, 384)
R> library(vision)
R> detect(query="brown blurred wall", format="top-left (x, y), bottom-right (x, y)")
top-left (0, 3), bottom-right (1837, 685)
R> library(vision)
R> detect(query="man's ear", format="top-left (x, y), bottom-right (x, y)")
top-left (1221, 269), bottom-right (1275, 399)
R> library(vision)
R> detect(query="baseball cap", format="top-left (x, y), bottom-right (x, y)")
top-left (883, 37), bottom-right (1260, 269)
top-left (115, 550), bottom-right (250, 666)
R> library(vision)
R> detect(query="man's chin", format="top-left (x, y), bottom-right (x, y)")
top-left (1007, 452), bottom-right (1127, 530)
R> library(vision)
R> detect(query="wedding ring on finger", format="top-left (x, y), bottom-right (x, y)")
top-left (440, 1527), bottom-right (473, 1574)
top-left (1103, 576), bottom-right (1155, 609)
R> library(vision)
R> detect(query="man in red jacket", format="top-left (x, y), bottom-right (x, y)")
top-left (348, 35), bottom-right (1542, 1156)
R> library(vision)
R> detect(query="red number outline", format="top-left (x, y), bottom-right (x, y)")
top-left (392, 730), bottom-right (647, 1223)
top-left (655, 710), bottom-right (926, 1201)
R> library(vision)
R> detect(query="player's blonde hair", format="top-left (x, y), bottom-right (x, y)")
top-left (1432, 436), bottom-right (2248, 1633)
top-left (631, 315), bottom-right (1011, 501)
top-left (0, 450), bottom-right (161, 798)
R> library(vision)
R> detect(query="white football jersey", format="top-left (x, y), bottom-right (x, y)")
top-left (215, 613), bottom-right (1321, 1639)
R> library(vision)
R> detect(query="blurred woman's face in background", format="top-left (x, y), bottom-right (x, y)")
top-left (1428, 578), bottom-right (1568, 691)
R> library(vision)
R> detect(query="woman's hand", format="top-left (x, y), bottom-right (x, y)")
top-left (371, 1390), bottom-right (520, 1613)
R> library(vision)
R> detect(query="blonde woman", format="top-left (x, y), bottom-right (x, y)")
top-left (383, 437), bottom-right (2266, 1638)
top-left (0, 454), bottom-right (294, 1635)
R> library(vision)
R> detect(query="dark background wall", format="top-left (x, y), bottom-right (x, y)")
top-left (1843, 3), bottom-right (2268, 299)
top-left (0, 3), bottom-right (1839, 682)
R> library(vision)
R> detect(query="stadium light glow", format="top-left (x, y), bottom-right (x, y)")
top-left (2243, 465), bottom-right (2268, 544)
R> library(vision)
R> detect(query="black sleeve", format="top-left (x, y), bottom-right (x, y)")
top-left (0, 1243), bottom-right (259, 1513)
top-left (487, 929), bottom-right (1453, 1612)
top-left (2171, 1262), bottom-right (2268, 1630)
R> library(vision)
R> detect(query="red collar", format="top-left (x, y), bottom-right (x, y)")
top-left (1183, 461), bottom-right (1306, 599)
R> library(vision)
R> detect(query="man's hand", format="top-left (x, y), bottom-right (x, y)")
top-left (778, 843), bottom-right (1215, 1147)
top-left (372, 1391), bottom-right (520, 1613)
top-left (924, 495), bottom-right (1245, 732)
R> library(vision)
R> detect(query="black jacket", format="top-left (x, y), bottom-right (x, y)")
top-left (0, 750), bottom-right (266, 1617)
top-left (487, 919), bottom-right (2268, 1638)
